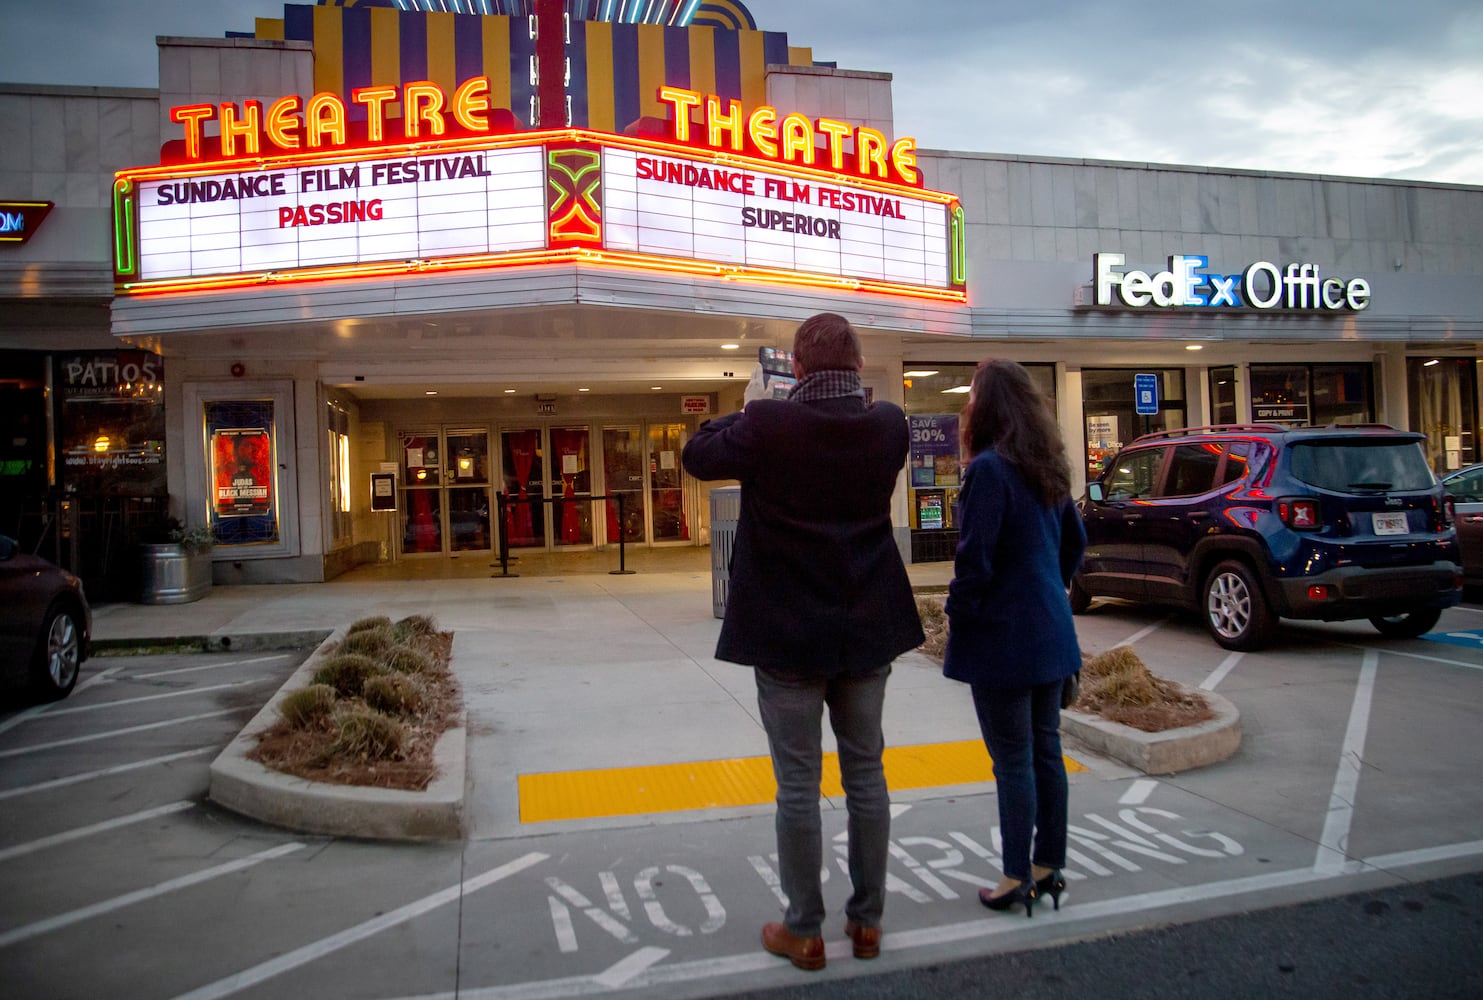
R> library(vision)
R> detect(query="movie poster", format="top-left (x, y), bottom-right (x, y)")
top-left (204, 399), bottom-right (280, 546)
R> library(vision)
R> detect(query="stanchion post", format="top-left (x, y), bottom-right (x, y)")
top-left (492, 491), bottom-right (519, 577)
top-left (609, 492), bottom-right (635, 575)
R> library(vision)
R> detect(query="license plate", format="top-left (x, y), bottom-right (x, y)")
top-left (1372, 512), bottom-right (1409, 535)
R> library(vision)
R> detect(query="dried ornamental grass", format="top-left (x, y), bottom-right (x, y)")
top-left (383, 644), bottom-right (434, 676)
top-left (346, 615), bottom-right (393, 634)
top-left (363, 672), bottom-right (426, 717)
top-left (915, 595), bottom-right (949, 661)
top-left (311, 653), bottom-right (383, 697)
top-left (330, 706), bottom-right (406, 761)
top-left (1076, 645), bottom-right (1216, 732)
top-left (393, 614), bottom-right (439, 642)
top-left (279, 683), bottom-right (338, 728)
top-left (338, 625), bottom-right (394, 658)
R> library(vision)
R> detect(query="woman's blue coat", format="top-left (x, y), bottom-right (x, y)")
top-left (943, 449), bottom-right (1087, 689)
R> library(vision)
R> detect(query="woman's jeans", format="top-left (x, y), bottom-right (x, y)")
top-left (970, 678), bottom-right (1069, 881)
top-left (755, 665), bottom-right (892, 937)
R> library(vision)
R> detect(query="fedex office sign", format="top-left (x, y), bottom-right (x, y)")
top-left (1093, 253), bottom-right (1370, 312)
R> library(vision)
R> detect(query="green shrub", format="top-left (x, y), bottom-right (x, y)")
top-left (311, 653), bottom-right (382, 697)
top-left (363, 673), bottom-right (426, 717)
top-left (338, 626), bottom-right (394, 658)
top-left (392, 614), bottom-right (439, 642)
top-left (346, 615), bottom-right (393, 635)
top-left (330, 706), bottom-right (405, 760)
top-left (278, 683), bottom-right (339, 728)
top-left (383, 644), bottom-right (434, 676)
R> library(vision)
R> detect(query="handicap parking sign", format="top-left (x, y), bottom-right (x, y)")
top-left (1134, 373), bottom-right (1158, 415)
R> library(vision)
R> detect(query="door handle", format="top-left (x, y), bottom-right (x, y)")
top-left (1123, 514), bottom-right (1144, 522)
top-left (1464, 515), bottom-right (1483, 523)
top-left (1186, 511), bottom-right (1210, 520)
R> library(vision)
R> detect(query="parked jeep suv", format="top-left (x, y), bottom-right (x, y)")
top-left (1071, 424), bottom-right (1461, 650)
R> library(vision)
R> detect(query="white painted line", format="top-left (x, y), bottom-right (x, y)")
top-left (131, 654), bottom-right (295, 680)
top-left (889, 803), bottom-right (913, 818)
top-left (402, 839), bottom-right (1483, 1000)
top-left (1114, 618), bottom-right (1169, 649)
top-left (0, 842), bottom-right (304, 948)
top-left (0, 801), bottom-right (194, 863)
top-left (42, 679), bottom-right (262, 717)
top-left (168, 852), bottom-right (549, 1000)
top-left (1199, 651), bottom-right (1243, 691)
top-left (0, 747), bottom-right (217, 801)
top-left (1332, 640), bottom-right (1483, 671)
top-left (1118, 779), bottom-right (1158, 806)
top-left (1446, 605), bottom-right (1483, 613)
top-left (0, 709), bottom-right (238, 759)
top-left (0, 666), bottom-right (121, 736)
top-left (592, 947), bottom-right (670, 988)
top-left (1315, 648), bottom-right (1378, 875)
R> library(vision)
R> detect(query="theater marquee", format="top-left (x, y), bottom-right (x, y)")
top-left (113, 83), bottom-right (967, 302)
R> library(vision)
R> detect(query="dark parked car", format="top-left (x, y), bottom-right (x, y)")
top-left (1070, 424), bottom-right (1461, 650)
top-left (0, 535), bottom-right (91, 700)
top-left (1441, 462), bottom-right (1483, 586)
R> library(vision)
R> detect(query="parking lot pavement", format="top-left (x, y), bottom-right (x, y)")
top-left (2, 600), bottom-right (1482, 999)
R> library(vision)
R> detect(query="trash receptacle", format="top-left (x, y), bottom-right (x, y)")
top-left (709, 486), bottom-right (741, 618)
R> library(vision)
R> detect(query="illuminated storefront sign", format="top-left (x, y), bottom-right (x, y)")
top-left (1090, 253), bottom-right (1370, 312)
top-left (0, 200), bottom-right (55, 245)
top-left (114, 85), bottom-right (967, 301)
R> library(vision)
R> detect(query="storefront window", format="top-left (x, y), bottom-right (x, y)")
top-left (58, 350), bottom-right (166, 497)
top-left (1408, 357), bottom-right (1478, 473)
top-left (1249, 363), bottom-right (1373, 427)
top-left (326, 404), bottom-right (351, 547)
top-left (1082, 369), bottom-right (1186, 483)
top-left (1209, 367), bottom-right (1238, 425)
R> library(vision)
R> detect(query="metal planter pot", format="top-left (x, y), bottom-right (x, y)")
top-left (139, 543), bottom-right (213, 604)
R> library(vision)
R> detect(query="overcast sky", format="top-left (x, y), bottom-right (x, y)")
top-left (7, 0), bottom-right (1480, 185)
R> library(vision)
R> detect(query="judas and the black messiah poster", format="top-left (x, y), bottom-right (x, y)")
top-left (205, 399), bottom-right (280, 546)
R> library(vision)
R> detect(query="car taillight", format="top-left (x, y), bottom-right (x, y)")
top-left (1278, 497), bottom-right (1321, 529)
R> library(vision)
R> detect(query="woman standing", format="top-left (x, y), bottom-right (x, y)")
top-left (943, 359), bottom-right (1086, 917)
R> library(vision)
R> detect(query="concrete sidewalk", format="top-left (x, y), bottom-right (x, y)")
top-left (90, 549), bottom-right (974, 839)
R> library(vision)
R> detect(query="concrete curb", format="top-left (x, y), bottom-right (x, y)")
top-left (1061, 684), bottom-right (1242, 775)
top-left (207, 627), bottom-right (466, 841)
top-left (94, 629), bottom-right (334, 654)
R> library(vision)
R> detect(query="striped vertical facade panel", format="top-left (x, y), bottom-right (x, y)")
top-left (255, 18), bottom-right (285, 41)
top-left (277, 9), bottom-right (803, 133)
top-left (482, 16), bottom-right (513, 116)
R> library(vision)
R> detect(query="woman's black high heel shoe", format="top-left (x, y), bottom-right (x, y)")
top-left (1033, 870), bottom-right (1066, 911)
top-left (978, 880), bottom-right (1035, 918)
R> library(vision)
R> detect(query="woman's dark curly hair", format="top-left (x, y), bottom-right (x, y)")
top-left (959, 359), bottom-right (1072, 506)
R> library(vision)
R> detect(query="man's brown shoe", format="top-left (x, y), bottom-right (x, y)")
top-left (844, 919), bottom-right (880, 959)
top-left (761, 922), bottom-right (825, 970)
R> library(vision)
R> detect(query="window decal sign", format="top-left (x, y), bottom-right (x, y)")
top-left (0, 200), bottom-right (55, 245)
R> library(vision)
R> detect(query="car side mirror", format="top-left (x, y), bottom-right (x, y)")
top-left (1087, 483), bottom-right (1105, 502)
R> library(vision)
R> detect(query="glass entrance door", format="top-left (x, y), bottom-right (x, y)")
top-left (550, 426), bottom-right (593, 546)
top-left (398, 428), bottom-right (492, 555)
top-left (445, 429), bottom-right (491, 552)
top-left (603, 426), bottom-right (645, 543)
top-left (648, 422), bottom-right (691, 542)
top-left (500, 428), bottom-right (546, 548)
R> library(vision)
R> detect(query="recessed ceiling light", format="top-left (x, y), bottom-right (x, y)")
top-left (578, 387), bottom-right (590, 392)
top-left (1424, 358), bottom-right (1441, 367)
top-left (904, 370), bottom-right (939, 377)
top-left (504, 388), bottom-right (517, 393)
top-left (1185, 344), bottom-right (1204, 351)
top-left (425, 390), bottom-right (438, 395)
top-left (942, 385), bottom-right (972, 394)
top-left (651, 386), bottom-right (663, 390)
top-left (721, 343), bottom-right (740, 350)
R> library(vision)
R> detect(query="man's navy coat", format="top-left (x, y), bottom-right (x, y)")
top-left (682, 395), bottom-right (925, 677)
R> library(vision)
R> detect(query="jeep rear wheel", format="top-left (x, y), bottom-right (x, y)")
top-left (1369, 609), bottom-right (1442, 639)
top-left (1202, 560), bottom-right (1276, 651)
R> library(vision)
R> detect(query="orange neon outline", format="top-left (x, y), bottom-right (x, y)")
top-left (352, 86), bottom-right (398, 143)
top-left (403, 82), bottom-right (446, 139)
top-left (116, 129), bottom-right (954, 205)
top-left (704, 95), bottom-right (743, 152)
top-left (891, 137), bottom-right (919, 186)
top-left (305, 92), bottom-right (347, 149)
top-left (747, 105), bottom-right (779, 159)
top-left (265, 96), bottom-right (303, 150)
top-left (779, 113), bottom-right (815, 167)
top-left (816, 119), bottom-right (851, 172)
top-left (119, 247), bottom-right (967, 303)
top-left (219, 101), bottom-right (262, 158)
top-left (657, 86), bottom-right (701, 142)
top-left (855, 127), bottom-right (888, 180)
top-left (170, 104), bottom-right (216, 161)
top-left (452, 77), bottom-right (492, 132)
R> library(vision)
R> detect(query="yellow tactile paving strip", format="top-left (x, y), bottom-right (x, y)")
top-left (518, 740), bottom-right (1087, 823)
